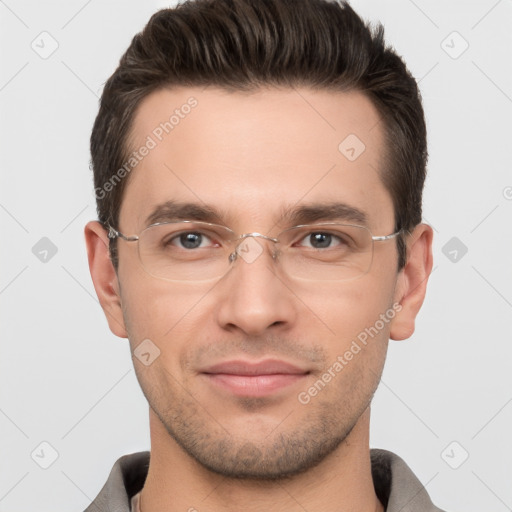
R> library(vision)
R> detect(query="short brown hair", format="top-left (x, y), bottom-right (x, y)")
top-left (90, 0), bottom-right (427, 270)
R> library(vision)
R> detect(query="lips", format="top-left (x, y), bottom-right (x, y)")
top-left (200, 359), bottom-right (309, 397)
top-left (202, 359), bottom-right (307, 375)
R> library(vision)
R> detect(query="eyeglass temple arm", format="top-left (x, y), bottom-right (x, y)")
top-left (105, 224), bottom-right (139, 242)
top-left (372, 229), bottom-right (403, 242)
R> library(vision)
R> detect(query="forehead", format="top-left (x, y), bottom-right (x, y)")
top-left (120, 86), bottom-right (392, 232)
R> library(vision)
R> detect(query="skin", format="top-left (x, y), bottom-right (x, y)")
top-left (85, 86), bottom-right (433, 512)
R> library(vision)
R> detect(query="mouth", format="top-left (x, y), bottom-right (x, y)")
top-left (200, 359), bottom-right (310, 397)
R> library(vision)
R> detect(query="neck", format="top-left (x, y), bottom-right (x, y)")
top-left (139, 407), bottom-right (384, 512)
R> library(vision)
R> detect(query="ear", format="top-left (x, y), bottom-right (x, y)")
top-left (84, 220), bottom-right (128, 338)
top-left (390, 223), bottom-right (434, 341)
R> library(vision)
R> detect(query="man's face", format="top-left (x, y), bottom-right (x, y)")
top-left (112, 86), bottom-right (405, 478)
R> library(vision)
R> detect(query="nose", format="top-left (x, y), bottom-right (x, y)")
top-left (215, 235), bottom-right (298, 336)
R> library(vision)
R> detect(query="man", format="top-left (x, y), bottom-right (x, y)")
top-left (84, 0), bottom-right (443, 510)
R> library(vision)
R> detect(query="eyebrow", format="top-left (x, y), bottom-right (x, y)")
top-left (145, 201), bottom-right (225, 226)
top-left (144, 200), bottom-right (368, 228)
top-left (277, 202), bottom-right (367, 226)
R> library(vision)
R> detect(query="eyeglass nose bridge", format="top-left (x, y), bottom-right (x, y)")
top-left (228, 232), bottom-right (280, 263)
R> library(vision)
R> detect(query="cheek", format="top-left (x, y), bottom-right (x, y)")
top-left (305, 283), bottom-right (393, 387)
top-left (120, 276), bottom-right (218, 364)
top-left (291, 275), bottom-right (396, 346)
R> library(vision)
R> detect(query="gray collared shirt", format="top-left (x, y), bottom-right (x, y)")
top-left (85, 449), bottom-right (446, 511)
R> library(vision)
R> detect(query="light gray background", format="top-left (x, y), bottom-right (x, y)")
top-left (1, 1), bottom-right (511, 510)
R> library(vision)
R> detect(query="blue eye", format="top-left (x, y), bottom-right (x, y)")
top-left (298, 231), bottom-right (346, 249)
top-left (164, 230), bottom-right (218, 250)
top-left (177, 232), bottom-right (206, 249)
top-left (308, 233), bottom-right (333, 248)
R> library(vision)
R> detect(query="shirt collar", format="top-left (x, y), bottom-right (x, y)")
top-left (85, 449), bottom-right (445, 512)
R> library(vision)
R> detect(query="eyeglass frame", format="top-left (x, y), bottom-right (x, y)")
top-left (103, 219), bottom-right (404, 282)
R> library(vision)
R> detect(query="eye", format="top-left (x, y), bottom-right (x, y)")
top-left (297, 231), bottom-right (348, 250)
top-left (165, 231), bottom-right (217, 250)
